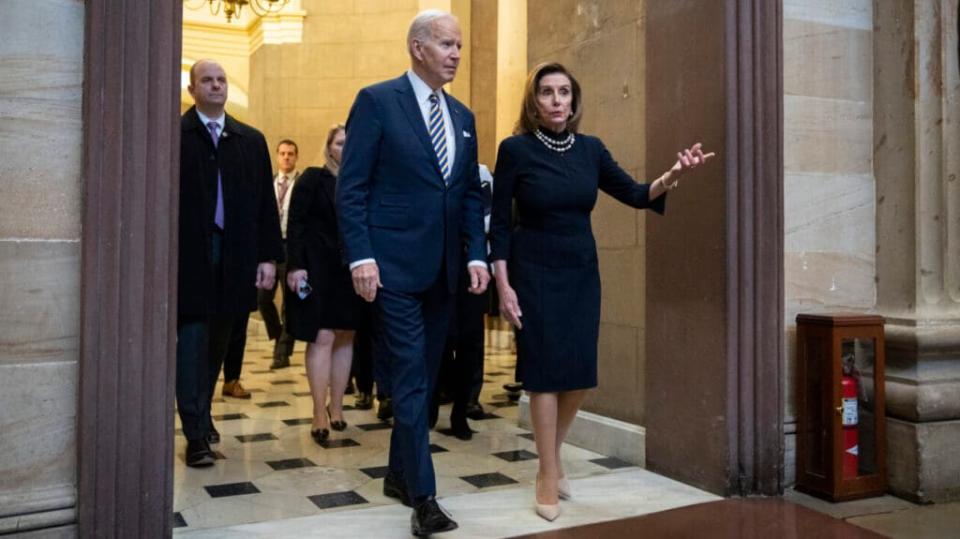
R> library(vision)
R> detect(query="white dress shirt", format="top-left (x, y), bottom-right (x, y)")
top-left (275, 171), bottom-right (298, 239)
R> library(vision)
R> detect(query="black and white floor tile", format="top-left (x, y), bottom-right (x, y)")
top-left (172, 324), bottom-right (634, 532)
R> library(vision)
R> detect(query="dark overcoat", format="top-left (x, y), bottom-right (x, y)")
top-left (178, 106), bottom-right (283, 317)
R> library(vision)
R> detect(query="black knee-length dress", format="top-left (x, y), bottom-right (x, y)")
top-left (489, 130), bottom-right (666, 392)
top-left (285, 166), bottom-right (364, 341)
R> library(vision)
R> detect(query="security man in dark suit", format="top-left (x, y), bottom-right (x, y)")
top-left (336, 10), bottom-right (489, 537)
top-left (177, 59), bottom-right (283, 467)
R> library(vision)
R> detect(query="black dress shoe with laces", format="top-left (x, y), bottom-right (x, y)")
top-left (185, 440), bottom-right (215, 467)
top-left (383, 472), bottom-right (412, 507)
top-left (411, 499), bottom-right (458, 537)
top-left (377, 397), bottom-right (393, 421)
top-left (206, 425), bottom-right (220, 444)
top-left (355, 392), bottom-right (374, 410)
top-left (465, 401), bottom-right (485, 420)
top-left (450, 416), bottom-right (474, 441)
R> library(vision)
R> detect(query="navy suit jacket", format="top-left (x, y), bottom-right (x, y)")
top-left (337, 74), bottom-right (486, 294)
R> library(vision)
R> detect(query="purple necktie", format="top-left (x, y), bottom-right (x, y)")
top-left (206, 121), bottom-right (225, 229)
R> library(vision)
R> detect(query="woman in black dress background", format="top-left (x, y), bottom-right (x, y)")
top-left (285, 124), bottom-right (364, 444)
top-left (489, 63), bottom-right (713, 521)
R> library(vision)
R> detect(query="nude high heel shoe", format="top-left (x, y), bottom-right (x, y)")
top-left (535, 475), bottom-right (561, 522)
top-left (558, 476), bottom-right (572, 500)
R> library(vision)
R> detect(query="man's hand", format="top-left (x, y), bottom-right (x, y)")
top-left (467, 265), bottom-right (490, 295)
top-left (287, 269), bottom-right (308, 293)
top-left (351, 262), bottom-right (382, 302)
top-left (255, 262), bottom-right (277, 290)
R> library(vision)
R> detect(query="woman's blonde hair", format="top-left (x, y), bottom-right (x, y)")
top-left (515, 62), bottom-right (583, 135)
top-left (323, 123), bottom-right (346, 176)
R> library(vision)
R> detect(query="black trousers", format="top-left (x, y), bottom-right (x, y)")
top-left (257, 259), bottom-right (294, 358)
top-left (221, 313), bottom-right (249, 382)
top-left (175, 231), bottom-right (241, 441)
top-left (352, 305), bottom-right (389, 398)
top-left (436, 264), bottom-right (487, 419)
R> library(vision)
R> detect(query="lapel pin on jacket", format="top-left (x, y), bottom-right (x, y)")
top-left (462, 131), bottom-right (471, 138)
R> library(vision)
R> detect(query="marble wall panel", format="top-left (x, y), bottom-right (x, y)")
top-left (355, 0), bottom-right (418, 14)
top-left (356, 41), bottom-right (409, 80)
top-left (598, 246), bottom-right (645, 326)
top-left (783, 0), bottom-right (872, 30)
top-left (0, 0), bottom-right (84, 240)
top-left (784, 172), bottom-right (875, 255)
top-left (0, 361), bottom-right (77, 508)
top-left (302, 14), bottom-right (360, 44)
top-left (784, 95), bottom-right (872, 175)
top-left (299, 45), bottom-right (358, 80)
top-left (0, 241), bottom-right (79, 367)
top-left (591, 323), bottom-right (644, 425)
top-left (307, 0), bottom-right (355, 15)
top-left (593, 191), bottom-right (638, 249)
top-left (784, 20), bottom-right (871, 101)
top-left (527, 0), bottom-right (642, 64)
top-left (784, 251), bottom-right (875, 320)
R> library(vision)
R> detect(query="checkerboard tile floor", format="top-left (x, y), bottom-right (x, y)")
top-left (172, 327), bottom-right (630, 531)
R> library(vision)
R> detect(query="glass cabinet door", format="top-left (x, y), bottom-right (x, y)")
top-left (839, 338), bottom-right (877, 479)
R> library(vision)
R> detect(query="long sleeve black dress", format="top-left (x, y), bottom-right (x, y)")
top-left (489, 130), bottom-right (666, 392)
top-left (284, 166), bottom-right (364, 341)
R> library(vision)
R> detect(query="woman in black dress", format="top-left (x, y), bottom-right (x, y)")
top-left (489, 63), bottom-right (714, 521)
top-left (285, 124), bottom-right (365, 444)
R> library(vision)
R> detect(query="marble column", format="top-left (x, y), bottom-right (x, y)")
top-left (875, 0), bottom-right (960, 503)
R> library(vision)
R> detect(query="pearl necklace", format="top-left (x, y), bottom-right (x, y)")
top-left (534, 128), bottom-right (576, 153)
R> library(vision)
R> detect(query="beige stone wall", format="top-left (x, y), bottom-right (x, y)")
top-left (782, 0), bottom-right (876, 483)
top-left (527, 0), bottom-right (647, 425)
top-left (247, 0), bottom-right (476, 169)
top-left (0, 0), bottom-right (83, 529)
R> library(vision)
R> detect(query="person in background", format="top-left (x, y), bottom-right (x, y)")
top-left (431, 164), bottom-right (494, 440)
top-left (176, 59), bottom-right (282, 467)
top-left (285, 125), bottom-right (364, 444)
top-left (263, 139), bottom-right (300, 370)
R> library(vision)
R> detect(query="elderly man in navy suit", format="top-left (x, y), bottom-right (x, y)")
top-left (336, 9), bottom-right (489, 537)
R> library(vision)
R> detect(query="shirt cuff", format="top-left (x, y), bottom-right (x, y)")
top-left (349, 258), bottom-right (376, 270)
top-left (467, 260), bottom-right (488, 269)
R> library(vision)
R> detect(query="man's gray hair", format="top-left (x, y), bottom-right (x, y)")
top-left (407, 9), bottom-right (457, 54)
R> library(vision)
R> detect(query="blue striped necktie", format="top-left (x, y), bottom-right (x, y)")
top-left (428, 93), bottom-right (450, 182)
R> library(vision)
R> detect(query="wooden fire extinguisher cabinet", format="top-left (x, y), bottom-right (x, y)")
top-left (795, 313), bottom-right (887, 501)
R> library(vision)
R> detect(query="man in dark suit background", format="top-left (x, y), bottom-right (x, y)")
top-left (177, 59), bottom-right (283, 467)
top-left (336, 10), bottom-right (490, 536)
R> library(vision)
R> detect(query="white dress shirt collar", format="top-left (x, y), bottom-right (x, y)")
top-left (195, 109), bottom-right (226, 134)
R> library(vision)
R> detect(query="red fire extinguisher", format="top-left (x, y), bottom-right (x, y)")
top-left (841, 372), bottom-right (859, 479)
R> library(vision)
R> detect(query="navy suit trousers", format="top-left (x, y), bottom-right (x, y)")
top-left (375, 279), bottom-right (454, 502)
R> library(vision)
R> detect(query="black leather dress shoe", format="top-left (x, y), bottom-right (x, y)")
top-left (465, 401), bottom-right (485, 420)
top-left (269, 355), bottom-right (290, 369)
top-left (411, 499), bottom-right (458, 537)
top-left (383, 472), bottom-right (412, 507)
top-left (206, 425), bottom-right (220, 444)
top-left (450, 417), bottom-right (473, 441)
top-left (185, 440), bottom-right (215, 467)
top-left (377, 397), bottom-right (393, 421)
top-left (355, 392), bottom-right (374, 410)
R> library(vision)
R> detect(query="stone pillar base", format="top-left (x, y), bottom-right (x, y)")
top-left (887, 416), bottom-right (960, 503)
top-left (883, 319), bottom-right (960, 503)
